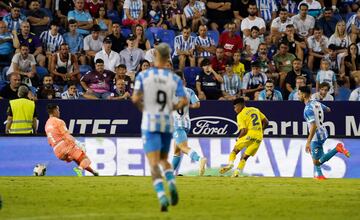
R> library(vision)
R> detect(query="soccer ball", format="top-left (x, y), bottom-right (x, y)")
top-left (33, 164), bottom-right (46, 176)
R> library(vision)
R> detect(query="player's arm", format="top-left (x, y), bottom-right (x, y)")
top-left (190, 101), bottom-right (200, 109)
top-left (5, 115), bottom-right (12, 134)
top-left (306, 122), bottom-right (317, 153)
top-left (189, 90), bottom-right (200, 109)
top-left (173, 79), bottom-right (189, 110)
top-left (321, 103), bottom-right (331, 112)
top-left (131, 75), bottom-right (144, 111)
top-left (173, 96), bottom-right (188, 110)
top-left (262, 117), bottom-right (269, 131)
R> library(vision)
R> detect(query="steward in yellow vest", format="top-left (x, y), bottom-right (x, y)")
top-left (5, 86), bottom-right (37, 134)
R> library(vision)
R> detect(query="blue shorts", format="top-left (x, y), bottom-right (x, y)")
top-left (173, 128), bottom-right (189, 144)
top-left (311, 139), bottom-right (326, 160)
top-left (141, 131), bottom-right (172, 154)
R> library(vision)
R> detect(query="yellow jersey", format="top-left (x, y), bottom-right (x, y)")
top-left (236, 106), bottom-right (266, 139)
top-left (233, 62), bottom-right (245, 80)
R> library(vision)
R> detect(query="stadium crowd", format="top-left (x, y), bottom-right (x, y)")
top-left (0, 0), bottom-right (360, 101)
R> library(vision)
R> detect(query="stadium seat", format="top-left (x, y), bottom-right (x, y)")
top-left (157, 29), bottom-right (175, 49)
top-left (36, 66), bottom-right (49, 79)
top-left (1, 66), bottom-right (10, 81)
top-left (335, 87), bottom-right (351, 101)
top-left (207, 30), bottom-right (219, 46)
top-left (121, 28), bottom-right (132, 38)
top-left (79, 65), bottom-right (92, 76)
top-left (0, 80), bottom-right (8, 91)
top-left (145, 29), bottom-right (155, 47)
top-left (184, 67), bottom-right (202, 91)
top-left (147, 27), bottom-right (163, 37)
top-left (346, 12), bottom-right (356, 22)
top-left (107, 10), bottom-right (122, 23)
top-left (40, 8), bottom-right (53, 22)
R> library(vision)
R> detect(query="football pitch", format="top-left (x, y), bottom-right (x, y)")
top-left (0, 177), bottom-right (359, 220)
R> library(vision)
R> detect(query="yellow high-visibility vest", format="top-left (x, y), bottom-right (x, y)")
top-left (9, 98), bottom-right (35, 134)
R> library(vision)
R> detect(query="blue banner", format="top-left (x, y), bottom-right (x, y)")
top-left (0, 100), bottom-right (359, 137)
top-left (0, 137), bottom-right (359, 178)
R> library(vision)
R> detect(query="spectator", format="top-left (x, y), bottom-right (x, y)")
top-left (328, 20), bottom-right (351, 55)
top-left (335, 78), bottom-right (351, 100)
top-left (195, 24), bottom-right (216, 65)
top-left (164, 0), bottom-right (186, 30)
top-left (184, 0), bottom-right (206, 32)
top-left (0, 21), bottom-right (19, 65)
top-left (253, 43), bottom-right (276, 83)
top-left (133, 24), bottom-right (151, 51)
top-left (84, 0), bottom-right (104, 18)
top-left (232, 50), bottom-right (245, 80)
top-left (280, 24), bottom-right (306, 60)
top-left (279, 0), bottom-right (298, 16)
top-left (114, 64), bottom-right (133, 94)
top-left (316, 58), bottom-right (337, 95)
top-left (108, 78), bottom-right (131, 100)
top-left (243, 26), bottom-right (262, 57)
top-left (7, 44), bottom-right (39, 87)
top-left (221, 59), bottom-right (242, 100)
top-left (173, 26), bottom-right (196, 70)
top-left (55, 0), bottom-right (74, 27)
top-left (341, 43), bottom-right (360, 86)
top-left (137, 59), bottom-right (150, 75)
top-left (288, 76), bottom-right (307, 101)
top-left (50, 43), bottom-right (80, 86)
top-left (257, 79), bottom-right (283, 101)
top-left (40, 21), bottom-right (64, 64)
top-left (196, 58), bottom-right (223, 100)
top-left (232, 0), bottom-right (250, 23)
top-left (107, 22), bottom-right (126, 53)
top-left (94, 37), bottom-right (120, 72)
top-left (83, 24), bottom-right (104, 65)
top-left (68, 0), bottom-right (93, 35)
top-left (2, 3), bottom-right (26, 32)
top-left (5, 85), bottom-right (37, 134)
top-left (61, 81), bottom-right (81, 99)
top-left (270, 8), bottom-right (293, 41)
top-left (122, 0), bottom-right (147, 27)
top-left (147, 0), bottom-right (164, 28)
top-left (80, 58), bottom-right (114, 99)
top-left (206, 0), bottom-right (232, 32)
top-left (273, 42), bottom-right (296, 89)
top-left (0, 73), bottom-right (28, 100)
top-left (36, 74), bottom-right (61, 99)
top-left (349, 71), bottom-right (360, 101)
top-left (285, 58), bottom-right (313, 95)
top-left (312, 82), bottom-right (334, 101)
top-left (291, 3), bottom-right (315, 39)
top-left (119, 34), bottom-right (145, 73)
top-left (26, 0), bottom-right (50, 36)
top-left (325, 44), bottom-right (346, 85)
top-left (63, 19), bottom-right (85, 64)
top-left (242, 60), bottom-right (267, 100)
top-left (316, 7), bottom-right (339, 38)
top-left (298, 0), bottom-right (322, 17)
top-left (144, 38), bottom-right (161, 66)
top-left (16, 21), bottom-right (46, 67)
top-left (240, 2), bottom-right (266, 38)
top-left (211, 47), bottom-right (226, 74)
top-left (307, 27), bottom-right (329, 71)
top-left (346, 7), bottom-right (360, 43)
top-left (254, 0), bottom-right (278, 23)
top-left (219, 21), bottom-right (243, 57)
top-left (94, 5), bottom-right (112, 36)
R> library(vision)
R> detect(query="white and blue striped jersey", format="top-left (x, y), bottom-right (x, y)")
top-left (303, 100), bottom-right (329, 142)
top-left (184, 1), bottom-right (206, 19)
top-left (173, 87), bottom-right (199, 131)
top-left (173, 35), bottom-right (196, 57)
top-left (39, 30), bottom-right (64, 53)
top-left (255, 0), bottom-right (278, 22)
top-left (346, 14), bottom-right (360, 34)
top-left (195, 35), bottom-right (215, 57)
top-left (123, 0), bottom-right (143, 20)
top-left (134, 67), bottom-right (186, 133)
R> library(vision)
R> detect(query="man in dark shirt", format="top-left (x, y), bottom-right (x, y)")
top-left (37, 75), bottom-right (61, 99)
top-left (315, 7), bottom-right (338, 38)
top-left (0, 73), bottom-right (34, 100)
top-left (280, 24), bottom-right (306, 60)
top-left (206, 0), bottom-right (233, 32)
top-left (107, 22), bottom-right (126, 53)
top-left (232, 0), bottom-right (250, 24)
top-left (26, 0), bottom-right (50, 36)
top-left (196, 58), bottom-right (224, 100)
top-left (285, 58), bottom-right (313, 97)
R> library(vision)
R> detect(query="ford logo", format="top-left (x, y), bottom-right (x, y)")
top-left (190, 116), bottom-right (239, 135)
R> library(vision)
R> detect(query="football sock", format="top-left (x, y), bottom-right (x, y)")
top-left (319, 148), bottom-right (338, 164)
top-left (153, 178), bottom-right (166, 199)
top-left (164, 169), bottom-right (176, 185)
top-left (314, 165), bottom-right (323, 177)
top-left (188, 149), bottom-right (200, 162)
top-left (237, 159), bottom-right (246, 172)
top-left (229, 151), bottom-right (237, 164)
top-left (172, 155), bottom-right (182, 171)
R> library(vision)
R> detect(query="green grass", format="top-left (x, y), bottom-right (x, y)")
top-left (0, 177), bottom-right (359, 220)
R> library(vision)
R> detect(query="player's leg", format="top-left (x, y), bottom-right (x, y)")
top-left (317, 142), bottom-right (350, 165)
top-left (73, 155), bottom-right (98, 176)
top-left (232, 140), bottom-right (261, 177)
top-left (143, 132), bottom-right (169, 211)
top-left (160, 133), bottom-right (178, 207)
top-left (310, 141), bottom-right (325, 179)
top-left (219, 138), bottom-right (248, 174)
top-left (172, 143), bottom-right (183, 173)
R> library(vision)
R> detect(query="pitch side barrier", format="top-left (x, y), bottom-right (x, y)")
top-left (0, 100), bottom-right (359, 138)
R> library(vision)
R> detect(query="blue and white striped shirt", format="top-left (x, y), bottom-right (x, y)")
top-left (173, 87), bottom-right (199, 131)
top-left (40, 30), bottom-right (64, 53)
top-left (173, 35), bottom-right (196, 57)
top-left (134, 67), bottom-right (186, 133)
top-left (346, 14), bottom-right (360, 34)
top-left (2, 13), bottom-right (27, 32)
top-left (303, 100), bottom-right (329, 142)
top-left (123, 0), bottom-right (143, 20)
top-left (255, 0), bottom-right (278, 22)
top-left (195, 35), bottom-right (215, 57)
top-left (221, 74), bottom-right (242, 96)
top-left (184, 1), bottom-right (205, 19)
